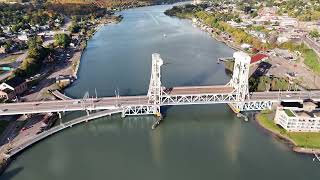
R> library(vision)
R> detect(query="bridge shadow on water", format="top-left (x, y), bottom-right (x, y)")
top-left (1, 167), bottom-right (24, 180)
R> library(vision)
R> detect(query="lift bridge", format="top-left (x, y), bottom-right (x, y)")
top-left (1, 51), bottom-right (320, 118)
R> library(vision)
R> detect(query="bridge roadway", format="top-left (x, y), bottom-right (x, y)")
top-left (6, 109), bottom-right (122, 157)
top-left (0, 86), bottom-right (320, 116)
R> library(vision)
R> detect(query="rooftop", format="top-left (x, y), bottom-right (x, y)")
top-left (251, 54), bottom-right (268, 64)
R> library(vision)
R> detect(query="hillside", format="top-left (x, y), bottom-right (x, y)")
top-left (49, 0), bottom-right (184, 7)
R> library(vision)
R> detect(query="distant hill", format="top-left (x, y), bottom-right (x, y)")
top-left (48, 0), bottom-right (185, 7)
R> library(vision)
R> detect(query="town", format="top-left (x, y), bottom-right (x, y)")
top-left (0, 0), bottom-right (320, 178)
top-left (0, 0), bottom-right (124, 171)
top-left (165, 0), bottom-right (320, 150)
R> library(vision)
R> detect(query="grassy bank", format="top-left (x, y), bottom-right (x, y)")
top-left (256, 111), bottom-right (320, 149)
top-left (280, 42), bottom-right (320, 74)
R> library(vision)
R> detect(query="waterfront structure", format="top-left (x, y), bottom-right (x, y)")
top-left (274, 102), bottom-right (320, 132)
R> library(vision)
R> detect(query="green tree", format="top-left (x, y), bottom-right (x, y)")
top-left (54, 33), bottom-right (71, 48)
top-left (28, 36), bottom-right (43, 49)
top-left (309, 29), bottom-right (320, 38)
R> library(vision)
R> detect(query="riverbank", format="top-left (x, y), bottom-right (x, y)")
top-left (70, 15), bottom-right (123, 80)
top-left (255, 110), bottom-right (320, 154)
top-left (191, 18), bottom-right (242, 51)
top-left (0, 15), bottom-right (123, 174)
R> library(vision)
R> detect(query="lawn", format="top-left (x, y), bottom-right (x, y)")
top-left (284, 109), bottom-right (295, 117)
top-left (256, 111), bottom-right (320, 149)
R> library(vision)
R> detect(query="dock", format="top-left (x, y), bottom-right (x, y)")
top-left (217, 57), bottom-right (234, 64)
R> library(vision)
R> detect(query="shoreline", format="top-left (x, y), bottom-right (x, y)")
top-left (180, 16), bottom-right (242, 51)
top-left (69, 15), bottom-right (123, 83)
top-left (255, 112), bottom-right (320, 154)
top-left (0, 15), bottom-right (124, 175)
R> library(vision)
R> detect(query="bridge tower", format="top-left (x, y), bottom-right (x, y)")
top-left (122, 54), bottom-right (164, 117)
top-left (147, 53), bottom-right (164, 114)
top-left (228, 51), bottom-right (250, 111)
top-left (229, 51), bottom-right (250, 101)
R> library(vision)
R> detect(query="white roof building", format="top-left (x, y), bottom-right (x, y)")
top-left (241, 43), bottom-right (252, 49)
top-left (17, 34), bottom-right (28, 41)
top-left (274, 103), bottom-right (320, 132)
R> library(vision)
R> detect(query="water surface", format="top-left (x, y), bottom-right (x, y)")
top-left (3, 4), bottom-right (320, 180)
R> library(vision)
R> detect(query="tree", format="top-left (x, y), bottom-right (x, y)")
top-left (68, 23), bottom-right (80, 33)
top-left (0, 27), bottom-right (3, 37)
top-left (309, 29), bottom-right (320, 38)
top-left (54, 33), bottom-right (71, 48)
top-left (28, 36), bottom-right (43, 49)
top-left (28, 48), bottom-right (41, 59)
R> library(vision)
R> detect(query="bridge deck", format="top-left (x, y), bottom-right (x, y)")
top-left (1, 90), bottom-right (320, 116)
top-left (166, 86), bottom-right (234, 95)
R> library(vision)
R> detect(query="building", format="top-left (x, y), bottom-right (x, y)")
top-left (0, 88), bottom-right (15, 100)
top-left (193, 0), bottom-right (202, 5)
top-left (241, 43), bottom-right (252, 49)
top-left (0, 77), bottom-right (27, 100)
top-left (0, 46), bottom-right (6, 54)
top-left (55, 75), bottom-right (74, 84)
top-left (250, 54), bottom-right (268, 64)
top-left (274, 102), bottom-right (320, 132)
top-left (17, 34), bottom-right (28, 41)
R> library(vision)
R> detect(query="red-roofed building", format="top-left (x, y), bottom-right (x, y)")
top-left (250, 54), bottom-right (268, 64)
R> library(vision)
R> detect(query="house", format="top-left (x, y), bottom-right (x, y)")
top-left (277, 36), bottom-right (289, 43)
top-left (0, 77), bottom-right (27, 100)
top-left (0, 46), bottom-right (6, 54)
top-left (56, 75), bottom-right (73, 84)
top-left (0, 88), bottom-right (15, 100)
top-left (250, 54), bottom-right (268, 64)
top-left (17, 34), bottom-right (28, 41)
top-left (241, 43), bottom-right (252, 49)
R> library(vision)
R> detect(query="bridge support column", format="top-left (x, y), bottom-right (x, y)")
top-left (58, 112), bottom-right (62, 119)
top-left (121, 111), bottom-right (126, 118)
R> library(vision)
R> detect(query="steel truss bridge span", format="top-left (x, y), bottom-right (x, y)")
top-left (0, 52), bottom-right (319, 117)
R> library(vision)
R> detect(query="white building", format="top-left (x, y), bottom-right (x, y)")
top-left (241, 43), bottom-right (252, 49)
top-left (193, 0), bottom-right (202, 5)
top-left (279, 16), bottom-right (298, 27)
top-left (17, 34), bottom-right (28, 41)
top-left (274, 102), bottom-right (320, 132)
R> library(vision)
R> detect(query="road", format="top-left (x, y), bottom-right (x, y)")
top-left (6, 109), bottom-right (122, 157)
top-left (1, 86), bottom-right (320, 115)
top-left (304, 36), bottom-right (320, 56)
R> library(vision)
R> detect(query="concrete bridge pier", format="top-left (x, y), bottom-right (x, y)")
top-left (121, 111), bottom-right (126, 118)
top-left (58, 112), bottom-right (62, 119)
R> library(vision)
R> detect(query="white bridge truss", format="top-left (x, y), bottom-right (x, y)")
top-left (121, 52), bottom-right (273, 117)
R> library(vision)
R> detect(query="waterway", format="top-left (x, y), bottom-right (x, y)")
top-left (2, 3), bottom-right (320, 180)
